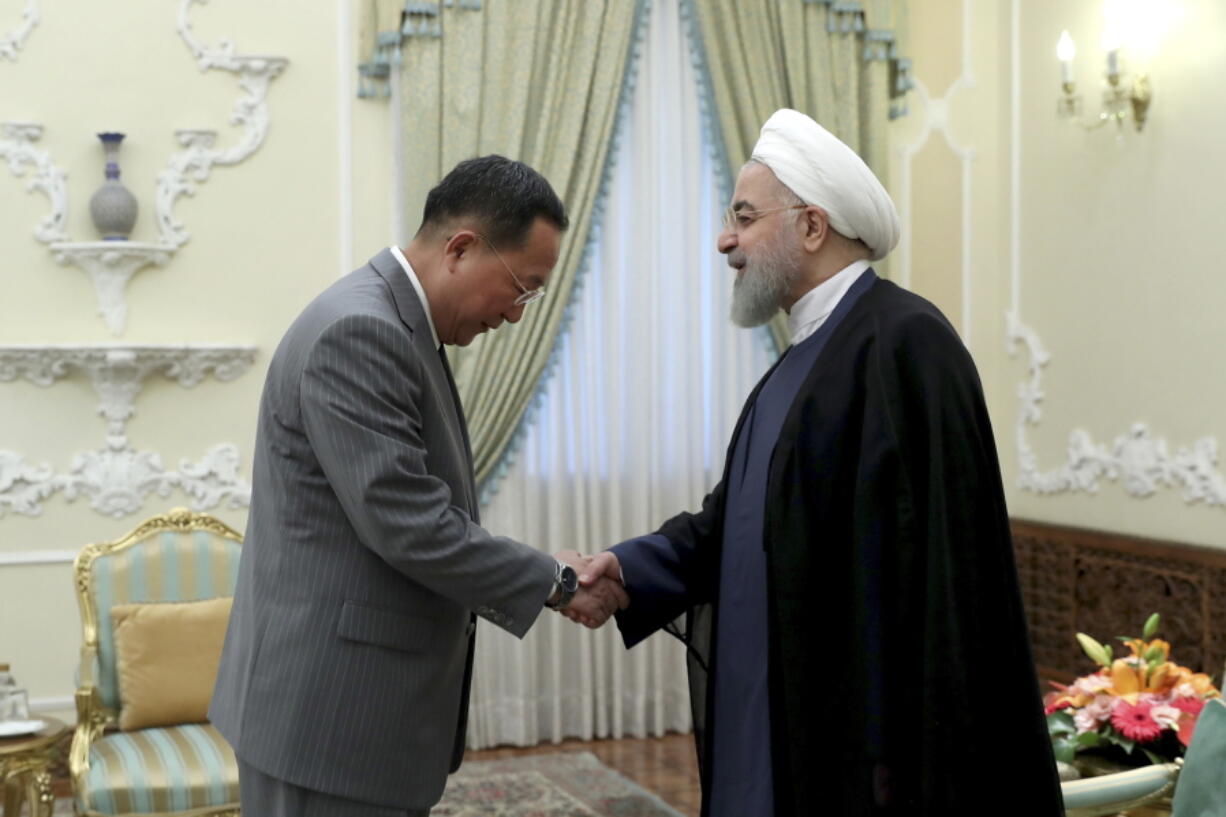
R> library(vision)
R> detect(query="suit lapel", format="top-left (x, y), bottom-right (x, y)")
top-left (370, 250), bottom-right (479, 516)
top-left (437, 346), bottom-right (479, 522)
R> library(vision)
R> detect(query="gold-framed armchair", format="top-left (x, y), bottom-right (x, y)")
top-left (70, 508), bottom-right (243, 817)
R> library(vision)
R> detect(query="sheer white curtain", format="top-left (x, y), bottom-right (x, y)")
top-left (465, 0), bottom-right (775, 749)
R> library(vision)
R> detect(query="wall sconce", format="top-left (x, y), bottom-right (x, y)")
top-left (1055, 1), bottom-right (1155, 133)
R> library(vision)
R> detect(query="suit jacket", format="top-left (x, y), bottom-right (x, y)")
top-left (210, 248), bottom-right (556, 810)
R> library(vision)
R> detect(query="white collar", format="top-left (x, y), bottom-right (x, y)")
top-left (785, 259), bottom-right (871, 346)
top-left (390, 246), bottom-right (441, 350)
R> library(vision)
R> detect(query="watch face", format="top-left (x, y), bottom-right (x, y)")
top-left (560, 564), bottom-right (579, 593)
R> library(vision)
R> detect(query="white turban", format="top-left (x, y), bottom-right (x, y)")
top-left (750, 109), bottom-right (900, 261)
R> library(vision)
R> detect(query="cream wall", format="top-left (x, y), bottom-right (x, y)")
top-left (893, 0), bottom-right (1225, 549)
top-left (0, 0), bottom-right (392, 713)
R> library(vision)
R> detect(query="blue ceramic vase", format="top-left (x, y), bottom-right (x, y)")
top-left (89, 132), bottom-right (138, 240)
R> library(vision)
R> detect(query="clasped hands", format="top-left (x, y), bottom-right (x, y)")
top-left (551, 550), bottom-right (625, 629)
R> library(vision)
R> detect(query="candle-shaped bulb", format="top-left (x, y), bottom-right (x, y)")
top-left (1057, 30), bottom-right (1076, 62)
top-left (1101, 23), bottom-right (1122, 77)
top-left (1057, 30), bottom-right (1076, 84)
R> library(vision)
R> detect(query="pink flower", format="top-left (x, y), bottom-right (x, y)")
top-left (1178, 711), bottom-right (1200, 747)
top-left (1075, 674), bottom-right (1113, 695)
top-left (1150, 704), bottom-right (1182, 730)
top-left (1046, 699), bottom-right (1073, 715)
top-left (1171, 696), bottom-right (1206, 717)
top-left (1111, 700), bottom-right (1164, 743)
top-left (1074, 695), bottom-right (1115, 734)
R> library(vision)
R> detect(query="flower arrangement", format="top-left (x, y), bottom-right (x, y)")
top-left (1045, 613), bottom-right (1220, 765)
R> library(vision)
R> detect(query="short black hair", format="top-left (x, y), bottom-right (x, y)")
top-left (418, 155), bottom-right (568, 247)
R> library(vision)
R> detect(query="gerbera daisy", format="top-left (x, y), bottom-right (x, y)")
top-left (1111, 700), bottom-right (1163, 742)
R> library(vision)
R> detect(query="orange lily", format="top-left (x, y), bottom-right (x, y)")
top-left (1107, 658), bottom-right (1181, 702)
top-left (1173, 669), bottom-right (1221, 698)
top-left (1123, 638), bottom-right (1171, 661)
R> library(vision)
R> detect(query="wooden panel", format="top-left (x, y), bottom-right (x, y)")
top-left (1013, 519), bottom-right (1226, 684)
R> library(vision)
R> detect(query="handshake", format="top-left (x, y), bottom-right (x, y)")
top-left (550, 550), bottom-right (626, 629)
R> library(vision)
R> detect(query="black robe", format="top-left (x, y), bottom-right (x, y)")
top-left (616, 277), bottom-right (1064, 816)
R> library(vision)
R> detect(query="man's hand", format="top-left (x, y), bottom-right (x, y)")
top-left (576, 551), bottom-right (621, 588)
top-left (553, 550), bottom-right (627, 628)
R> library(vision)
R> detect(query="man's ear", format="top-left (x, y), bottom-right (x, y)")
top-left (801, 206), bottom-right (829, 253)
top-left (443, 231), bottom-right (478, 263)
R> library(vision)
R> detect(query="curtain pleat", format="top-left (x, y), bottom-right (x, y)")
top-left (396, 0), bottom-right (647, 490)
top-left (468, 0), bottom-right (776, 748)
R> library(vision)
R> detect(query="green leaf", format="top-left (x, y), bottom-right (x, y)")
top-left (1076, 731), bottom-right (1103, 748)
top-left (1077, 633), bottom-right (1112, 667)
top-left (1143, 613), bottom-right (1161, 640)
top-left (1141, 747), bottom-right (1165, 766)
top-left (1144, 646), bottom-right (1165, 664)
top-left (1051, 737), bottom-right (1078, 764)
top-left (1101, 726), bottom-right (1136, 756)
top-left (1048, 711), bottom-right (1076, 736)
top-left (1104, 644), bottom-right (1113, 662)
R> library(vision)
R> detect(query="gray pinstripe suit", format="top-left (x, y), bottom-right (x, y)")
top-left (210, 248), bottom-right (556, 812)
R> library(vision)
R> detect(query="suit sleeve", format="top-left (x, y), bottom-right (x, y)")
top-left (299, 313), bottom-right (554, 638)
top-left (612, 480), bottom-right (725, 648)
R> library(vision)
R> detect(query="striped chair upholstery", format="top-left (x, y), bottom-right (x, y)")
top-left (71, 508), bottom-right (243, 817)
top-left (78, 724), bottom-right (239, 816)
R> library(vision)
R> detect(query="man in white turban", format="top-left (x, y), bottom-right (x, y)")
top-left (573, 109), bottom-right (1064, 816)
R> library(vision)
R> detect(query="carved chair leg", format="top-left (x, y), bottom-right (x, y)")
top-left (30, 768), bottom-right (54, 817)
top-left (5, 772), bottom-right (27, 817)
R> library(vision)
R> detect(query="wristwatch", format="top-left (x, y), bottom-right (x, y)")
top-left (545, 561), bottom-right (579, 610)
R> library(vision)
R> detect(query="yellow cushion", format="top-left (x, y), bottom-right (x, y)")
top-left (110, 597), bottom-right (232, 731)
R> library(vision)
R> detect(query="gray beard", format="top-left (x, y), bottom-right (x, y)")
top-left (729, 238), bottom-right (802, 328)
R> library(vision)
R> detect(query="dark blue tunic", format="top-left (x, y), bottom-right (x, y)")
top-left (708, 270), bottom-right (874, 817)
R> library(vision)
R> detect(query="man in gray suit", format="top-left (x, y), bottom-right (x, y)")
top-left (211, 156), bottom-right (627, 816)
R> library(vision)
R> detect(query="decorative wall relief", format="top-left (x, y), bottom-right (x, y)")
top-left (0, 122), bottom-right (67, 243)
top-left (0, 0), bottom-right (38, 61)
top-left (0, 345), bottom-right (257, 518)
top-left (158, 0), bottom-right (288, 250)
top-left (1006, 312), bottom-right (1225, 509)
top-left (1, 0), bottom-right (287, 335)
top-left (893, 0), bottom-right (977, 348)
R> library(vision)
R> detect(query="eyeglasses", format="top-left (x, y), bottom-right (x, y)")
top-left (722, 204), bottom-right (808, 235)
top-left (474, 233), bottom-right (546, 306)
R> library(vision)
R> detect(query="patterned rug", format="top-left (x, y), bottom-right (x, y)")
top-left (50, 751), bottom-right (683, 817)
top-left (435, 752), bottom-right (684, 816)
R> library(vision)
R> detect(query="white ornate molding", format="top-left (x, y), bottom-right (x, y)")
top-left (2, 2), bottom-right (287, 334)
top-left (0, 345), bottom-right (257, 518)
top-left (894, 0), bottom-right (977, 349)
top-left (157, 0), bottom-right (289, 248)
top-left (1006, 313), bottom-right (1226, 509)
top-left (0, 550), bottom-right (77, 567)
top-left (48, 242), bottom-right (173, 335)
top-left (0, 122), bottom-right (68, 243)
top-left (0, 0), bottom-right (37, 61)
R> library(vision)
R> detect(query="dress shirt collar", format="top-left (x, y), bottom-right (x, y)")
top-left (785, 259), bottom-right (872, 347)
top-left (391, 246), bottom-right (441, 350)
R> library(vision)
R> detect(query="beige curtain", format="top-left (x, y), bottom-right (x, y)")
top-left (389, 0), bottom-right (646, 491)
top-left (686, 0), bottom-right (909, 351)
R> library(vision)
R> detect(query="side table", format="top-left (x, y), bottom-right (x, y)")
top-left (0, 716), bottom-right (68, 817)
